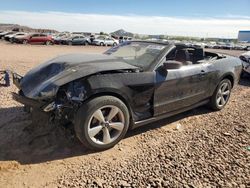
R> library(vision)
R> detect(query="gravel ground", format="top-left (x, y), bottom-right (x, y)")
top-left (0, 41), bottom-right (249, 187)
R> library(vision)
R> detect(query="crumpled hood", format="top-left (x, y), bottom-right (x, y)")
top-left (20, 53), bottom-right (138, 99)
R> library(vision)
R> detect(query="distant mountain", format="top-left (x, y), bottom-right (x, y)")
top-left (0, 23), bottom-right (58, 33)
top-left (110, 29), bottom-right (134, 37)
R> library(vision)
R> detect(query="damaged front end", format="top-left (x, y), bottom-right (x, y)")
top-left (13, 75), bottom-right (88, 126)
top-left (12, 53), bottom-right (139, 125)
top-left (42, 79), bottom-right (89, 124)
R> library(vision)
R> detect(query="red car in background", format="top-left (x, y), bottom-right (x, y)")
top-left (14, 33), bottom-right (54, 45)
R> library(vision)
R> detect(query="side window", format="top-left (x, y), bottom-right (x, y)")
top-left (166, 48), bottom-right (176, 60)
top-left (32, 34), bottom-right (39, 37)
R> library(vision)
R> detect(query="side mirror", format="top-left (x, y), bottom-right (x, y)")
top-left (162, 61), bottom-right (182, 70)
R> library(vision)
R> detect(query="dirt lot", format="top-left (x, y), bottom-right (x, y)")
top-left (0, 41), bottom-right (249, 188)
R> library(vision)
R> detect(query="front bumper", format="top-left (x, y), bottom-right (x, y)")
top-left (92, 41), bottom-right (100, 46)
top-left (12, 72), bottom-right (46, 108)
top-left (12, 92), bottom-right (43, 108)
top-left (242, 61), bottom-right (250, 74)
top-left (12, 38), bottom-right (24, 43)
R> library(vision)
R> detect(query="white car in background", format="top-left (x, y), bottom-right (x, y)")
top-left (240, 51), bottom-right (250, 76)
top-left (6, 32), bottom-right (28, 42)
top-left (93, 36), bottom-right (119, 46)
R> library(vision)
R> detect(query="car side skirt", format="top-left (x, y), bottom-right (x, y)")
top-left (132, 99), bottom-right (210, 129)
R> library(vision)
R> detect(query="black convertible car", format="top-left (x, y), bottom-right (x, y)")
top-left (12, 41), bottom-right (242, 150)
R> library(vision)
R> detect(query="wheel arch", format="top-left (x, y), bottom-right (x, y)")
top-left (220, 73), bottom-right (235, 88)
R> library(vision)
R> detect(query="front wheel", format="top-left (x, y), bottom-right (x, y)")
top-left (74, 96), bottom-right (130, 151)
top-left (45, 41), bottom-right (52, 45)
top-left (209, 79), bottom-right (232, 110)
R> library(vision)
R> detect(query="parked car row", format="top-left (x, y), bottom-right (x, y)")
top-left (204, 42), bottom-right (250, 51)
top-left (0, 31), bottom-right (121, 46)
top-left (0, 31), bottom-right (54, 45)
top-left (146, 38), bottom-right (250, 51)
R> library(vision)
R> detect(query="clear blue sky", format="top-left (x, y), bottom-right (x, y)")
top-left (0, 0), bottom-right (249, 37)
top-left (1, 0), bottom-right (249, 17)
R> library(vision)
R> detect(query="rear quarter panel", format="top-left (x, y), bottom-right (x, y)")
top-left (209, 56), bottom-right (242, 94)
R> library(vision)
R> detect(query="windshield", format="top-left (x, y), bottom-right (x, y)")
top-left (104, 41), bottom-right (167, 70)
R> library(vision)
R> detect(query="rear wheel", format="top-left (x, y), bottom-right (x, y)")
top-left (113, 42), bottom-right (117, 46)
top-left (23, 40), bottom-right (28, 44)
top-left (209, 79), bottom-right (232, 110)
top-left (74, 96), bottom-right (130, 151)
top-left (100, 42), bottom-right (104, 46)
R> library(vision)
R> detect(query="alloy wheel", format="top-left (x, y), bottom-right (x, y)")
top-left (216, 82), bottom-right (230, 107)
top-left (87, 105), bottom-right (125, 145)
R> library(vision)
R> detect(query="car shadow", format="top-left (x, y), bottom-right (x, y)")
top-left (0, 106), bottom-right (91, 165)
top-left (0, 105), bottom-right (212, 165)
top-left (126, 106), bottom-right (212, 138)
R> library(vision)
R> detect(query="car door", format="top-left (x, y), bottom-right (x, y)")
top-left (105, 38), bottom-right (113, 45)
top-left (78, 36), bottom-right (85, 44)
top-left (72, 36), bottom-right (79, 45)
top-left (29, 34), bottom-right (40, 43)
top-left (39, 34), bottom-right (47, 44)
top-left (153, 63), bottom-right (210, 116)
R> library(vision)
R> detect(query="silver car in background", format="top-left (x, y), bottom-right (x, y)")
top-left (93, 36), bottom-right (119, 46)
top-left (7, 32), bottom-right (28, 43)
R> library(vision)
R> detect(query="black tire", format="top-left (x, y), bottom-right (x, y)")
top-left (74, 96), bottom-right (130, 151)
top-left (45, 41), bottom-right (51, 45)
top-left (209, 79), bottom-right (232, 110)
top-left (100, 42), bottom-right (104, 46)
top-left (113, 42), bottom-right (117, 46)
top-left (24, 105), bottom-right (32, 113)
